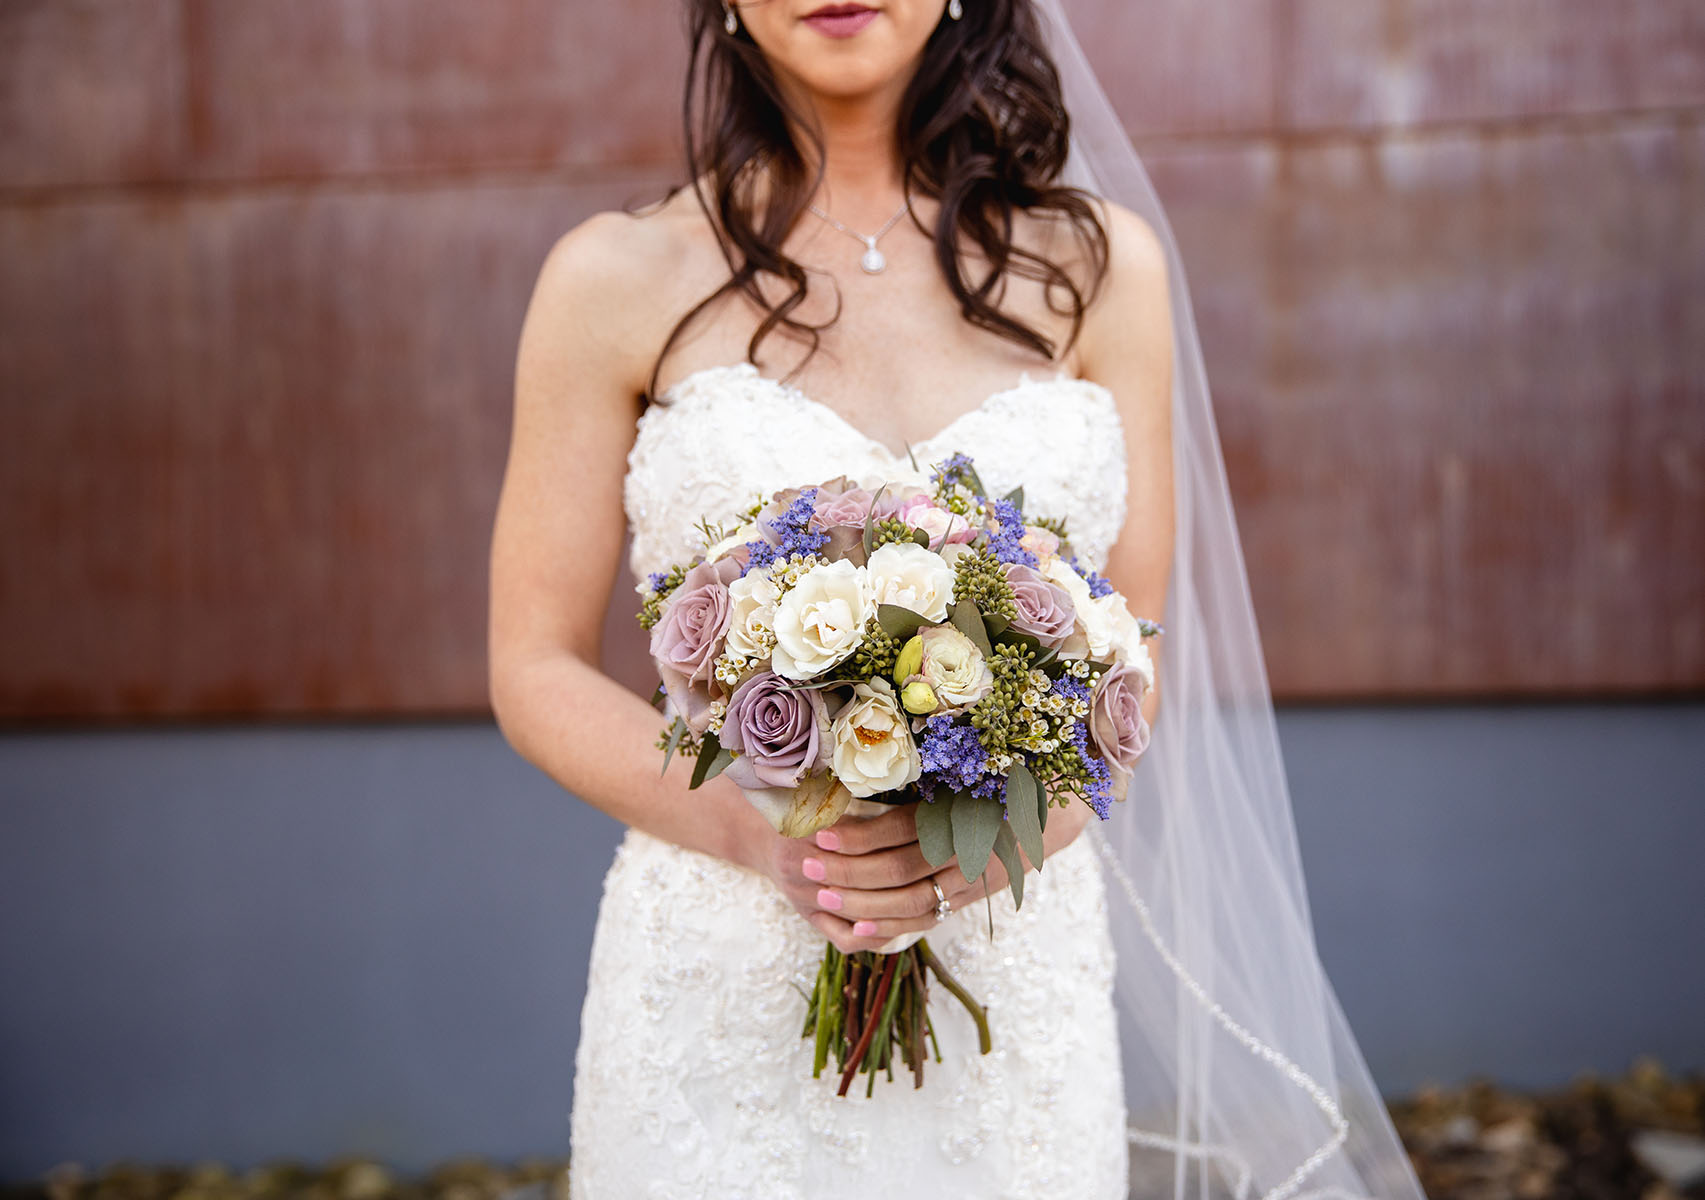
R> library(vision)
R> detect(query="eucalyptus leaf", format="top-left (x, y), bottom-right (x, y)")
top-left (688, 730), bottom-right (722, 790)
top-left (950, 601), bottom-right (994, 659)
top-left (861, 483), bottom-right (890, 558)
top-left (878, 603), bottom-right (931, 639)
top-left (1036, 777), bottom-right (1050, 833)
top-left (949, 793), bottom-right (1003, 884)
top-left (1004, 762), bottom-right (1045, 867)
top-left (650, 682), bottom-right (667, 709)
top-left (1003, 485), bottom-right (1024, 510)
top-left (984, 613), bottom-right (1011, 636)
top-left (914, 793), bottom-right (957, 868)
top-left (996, 626), bottom-right (1045, 659)
top-left (910, 527), bottom-right (933, 548)
top-left (701, 746), bottom-right (735, 785)
top-left (659, 717), bottom-right (689, 777)
top-left (992, 823), bottom-right (1025, 909)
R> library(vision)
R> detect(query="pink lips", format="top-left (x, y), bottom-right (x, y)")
top-left (803, 3), bottom-right (878, 38)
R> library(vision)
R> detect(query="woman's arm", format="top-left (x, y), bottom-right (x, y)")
top-left (489, 213), bottom-right (776, 870)
top-left (490, 213), bottom-right (952, 945)
top-left (1084, 198), bottom-right (1177, 733)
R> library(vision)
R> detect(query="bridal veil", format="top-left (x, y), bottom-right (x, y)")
top-left (1031, 3), bottom-right (1430, 1197)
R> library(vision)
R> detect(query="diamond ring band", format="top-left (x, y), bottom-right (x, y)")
top-left (930, 878), bottom-right (951, 924)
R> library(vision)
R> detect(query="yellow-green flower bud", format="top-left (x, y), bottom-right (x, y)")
top-left (893, 634), bottom-right (924, 685)
top-left (901, 680), bottom-right (939, 714)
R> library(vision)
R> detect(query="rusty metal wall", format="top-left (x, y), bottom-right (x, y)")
top-left (1, 0), bottom-right (1700, 716)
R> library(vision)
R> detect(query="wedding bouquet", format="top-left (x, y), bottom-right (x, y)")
top-left (636, 452), bottom-right (1160, 1095)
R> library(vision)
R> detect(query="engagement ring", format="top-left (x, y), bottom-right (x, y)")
top-left (930, 878), bottom-right (951, 923)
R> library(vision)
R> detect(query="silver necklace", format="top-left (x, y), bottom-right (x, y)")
top-left (806, 198), bottom-right (911, 274)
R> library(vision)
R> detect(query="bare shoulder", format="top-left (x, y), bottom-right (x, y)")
top-left (1074, 197), bottom-right (1173, 385)
top-left (521, 185), bottom-right (728, 395)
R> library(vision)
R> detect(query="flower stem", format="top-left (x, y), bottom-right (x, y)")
top-left (917, 938), bottom-right (991, 1055)
top-left (838, 953), bottom-right (898, 1097)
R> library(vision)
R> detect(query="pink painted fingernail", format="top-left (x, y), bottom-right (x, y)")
top-left (814, 830), bottom-right (841, 851)
top-left (853, 920), bottom-right (877, 936)
top-left (817, 888), bottom-right (843, 911)
top-left (801, 857), bottom-right (827, 882)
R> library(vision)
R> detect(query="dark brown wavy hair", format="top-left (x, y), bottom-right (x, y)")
top-left (635, 0), bottom-right (1112, 406)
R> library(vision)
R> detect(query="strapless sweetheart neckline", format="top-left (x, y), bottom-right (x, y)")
top-left (653, 360), bottom-right (1117, 464)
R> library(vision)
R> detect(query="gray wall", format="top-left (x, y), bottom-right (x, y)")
top-left (2, 705), bottom-right (1701, 1178)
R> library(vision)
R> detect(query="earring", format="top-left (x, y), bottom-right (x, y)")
top-left (723, 2), bottom-right (739, 34)
top-left (947, 0), bottom-right (962, 18)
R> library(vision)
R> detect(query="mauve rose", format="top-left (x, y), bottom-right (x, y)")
top-left (1088, 660), bottom-right (1152, 798)
top-left (809, 476), bottom-right (878, 528)
top-left (720, 669), bottom-right (831, 790)
top-left (1003, 562), bottom-right (1077, 646)
top-left (896, 495), bottom-right (978, 549)
top-left (649, 555), bottom-right (742, 734)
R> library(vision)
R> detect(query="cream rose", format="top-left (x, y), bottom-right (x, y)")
top-left (771, 559), bottom-right (871, 679)
top-left (723, 568), bottom-right (780, 662)
top-left (916, 623), bottom-right (994, 711)
top-left (866, 540), bottom-right (956, 622)
top-left (829, 678), bottom-right (922, 798)
top-left (1042, 557), bottom-right (1114, 660)
top-left (1095, 590), bottom-right (1157, 688)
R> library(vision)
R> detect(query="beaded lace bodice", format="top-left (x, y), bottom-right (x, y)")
top-left (569, 361), bottom-right (1133, 1200)
top-left (622, 360), bottom-right (1130, 583)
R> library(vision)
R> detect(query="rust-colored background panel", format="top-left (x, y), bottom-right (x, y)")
top-left (1, 0), bottom-right (1700, 717)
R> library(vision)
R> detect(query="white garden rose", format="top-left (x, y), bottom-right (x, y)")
top-left (916, 623), bottom-right (994, 710)
top-left (1095, 590), bottom-right (1157, 688)
top-left (770, 558), bottom-right (871, 680)
top-left (1040, 556), bottom-right (1114, 659)
top-left (829, 678), bottom-right (922, 798)
top-left (723, 568), bottom-right (780, 661)
top-left (866, 540), bottom-right (956, 622)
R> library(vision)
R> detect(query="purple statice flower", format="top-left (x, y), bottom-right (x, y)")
top-left (741, 540), bottom-right (779, 576)
top-left (984, 498), bottom-right (1038, 568)
top-left (1067, 554), bottom-right (1114, 599)
top-left (1067, 716), bottom-right (1115, 819)
top-left (929, 452), bottom-right (981, 498)
top-left (917, 714), bottom-right (988, 801)
top-left (770, 487), bottom-right (828, 558)
top-left (646, 570), bottom-right (670, 593)
top-left (740, 487), bottom-right (828, 577)
top-left (1051, 672), bottom-right (1092, 705)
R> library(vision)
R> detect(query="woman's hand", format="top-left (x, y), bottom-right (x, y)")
top-left (749, 797), bottom-right (1097, 954)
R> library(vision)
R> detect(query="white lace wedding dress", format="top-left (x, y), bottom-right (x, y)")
top-left (570, 360), bottom-right (1132, 1199)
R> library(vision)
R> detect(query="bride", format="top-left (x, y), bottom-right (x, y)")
top-left (490, 3), bottom-right (1429, 1200)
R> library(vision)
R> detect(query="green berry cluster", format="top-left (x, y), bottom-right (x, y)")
top-left (867, 517), bottom-right (922, 551)
top-left (967, 641), bottom-right (1038, 760)
top-left (833, 615), bottom-right (900, 682)
top-left (951, 547), bottom-right (1017, 621)
top-left (637, 563), bottom-right (689, 631)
